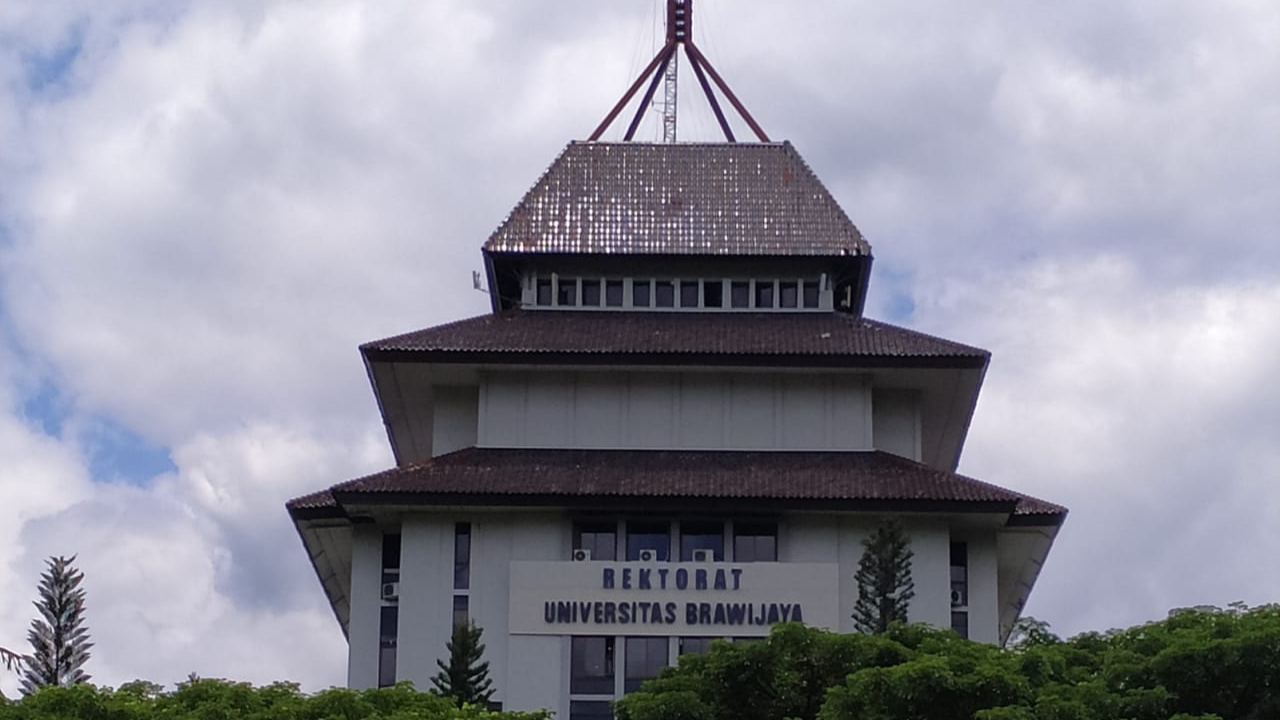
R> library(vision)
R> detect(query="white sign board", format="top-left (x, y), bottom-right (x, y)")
top-left (508, 561), bottom-right (840, 636)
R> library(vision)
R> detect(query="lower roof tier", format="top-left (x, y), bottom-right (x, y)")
top-left (287, 447), bottom-right (1065, 526)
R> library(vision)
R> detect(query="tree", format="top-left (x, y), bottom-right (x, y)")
top-left (431, 621), bottom-right (494, 707)
top-left (19, 555), bottom-right (93, 694)
top-left (851, 519), bottom-right (915, 634)
top-left (1, 646), bottom-right (26, 701)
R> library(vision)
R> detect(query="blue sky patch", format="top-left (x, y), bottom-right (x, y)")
top-left (22, 24), bottom-right (85, 93)
top-left (78, 415), bottom-right (177, 484)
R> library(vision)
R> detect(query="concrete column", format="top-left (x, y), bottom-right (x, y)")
top-left (397, 516), bottom-right (454, 689)
top-left (347, 526), bottom-right (382, 689)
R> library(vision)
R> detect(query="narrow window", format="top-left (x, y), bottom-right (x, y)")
top-left (733, 522), bottom-right (777, 562)
top-left (626, 522), bottom-right (670, 561)
top-left (654, 280), bottom-right (675, 307)
top-left (381, 533), bottom-right (401, 585)
top-left (605, 280), bottom-right (625, 307)
top-left (557, 277), bottom-right (579, 306)
top-left (536, 278), bottom-right (553, 306)
top-left (569, 700), bottom-right (613, 720)
top-left (625, 636), bottom-right (670, 692)
top-left (730, 281), bottom-right (750, 308)
top-left (679, 521), bottom-right (724, 561)
top-left (454, 523), bottom-right (471, 590)
top-left (702, 280), bottom-right (724, 308)
top-left (632, 280), bottom-right (651, 307)
top-left (679, 637), bottom-right (714, 655)
top-left (952, 611), bottom-right (969, 639)
top-left (573, 522), bottom-right (617, 561)
top-left (570, 637), bottom-right (615, 695)
top-left (679, 280), bottom-right (699, 308)
top-left (950, 542), bottom-right (968, 607)
top-left (802, 280), bottom-right (821, 308)
top-left (582, 279), bottom-right (602, 307)
top-left (378, 606), bottom-right (398, 687)
top-left (453, 595), bottom-right (469, 629)
top-left (754, 280), bottom-right (775, 308)
top-left (780, 281), bottom-right (799, 308)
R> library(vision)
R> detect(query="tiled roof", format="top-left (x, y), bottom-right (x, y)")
top-left (287, 448), bottom-right (1065, 521)
top-left (484, 142), bottom-right (871, 257)
top-left (361, 311), bottom-right (988, 365)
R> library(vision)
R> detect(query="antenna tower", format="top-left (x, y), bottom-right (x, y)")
top-left (590, 0), bottom-right (768, 143)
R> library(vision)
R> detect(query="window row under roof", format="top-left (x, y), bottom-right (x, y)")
top-left (527, 275), bottom-right (830, 311)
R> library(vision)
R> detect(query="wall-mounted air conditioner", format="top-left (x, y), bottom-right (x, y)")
top-left (638, 549), bottom-right (658, 562)
top-left (950, 588), bottom-right (966, 607)
top-left (572, 548), bottom-right (593, 562)
top-left (381, 582), bottom-right (400, 602)
top-left (692, 549), bottom-right (714, 563)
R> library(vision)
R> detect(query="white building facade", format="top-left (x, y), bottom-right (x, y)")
top-left (288, 141), bottom-right (1066, 719)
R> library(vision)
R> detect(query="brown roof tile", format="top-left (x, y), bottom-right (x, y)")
top-left (361, 311), bottom-right (988, 366)
top-left (484, 142), bottom-right (870, 257)
top-left (287, 448), bottom-right (1065, 522)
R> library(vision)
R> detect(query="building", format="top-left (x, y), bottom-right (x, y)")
top-left (286, 10), bottom-right (1066, 718)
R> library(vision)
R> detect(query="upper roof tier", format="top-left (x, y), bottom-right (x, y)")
top-left (483, 142), bottom-right (871, 257)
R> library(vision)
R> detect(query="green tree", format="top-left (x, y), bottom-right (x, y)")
top-left (1, 646), bottom-right (26, 701)
top-left (432, 621), bottom-right (494, 707)
top-left (851, 519), bottom-right (914, 634)
top-left (19, 556), bottom-right (92, 695)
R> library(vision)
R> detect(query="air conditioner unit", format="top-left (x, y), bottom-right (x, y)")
top-left (692, 549), bottom-right (714, 563)
top-left (950, 589), bottom-right (966, 607)
top-left (638, 549), bottom-right (658, 562)
top-left (572, 548), bottom-right (593, 562)
top-left (381, 582), bottom-right (400, 602)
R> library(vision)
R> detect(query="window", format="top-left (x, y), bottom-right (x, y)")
top-left (569, 700), bottom-right (613, 720)
top-left (702, 280), bottom-right (723, 308)
top-left (574, 522), bottom-right (618, 561)
top-left (606, 280), bottom-right (625, 307)
top-left (454, 523), bottom-right (471, 590)
top-left (378, 606), bottom-right (398, 687)
top-left (679, 522), bottom-right (724, 561)
top-left (632, 280), bottom-right (651, 307)
top-left (733, 523), bottom-right (777, 562)
top-left (627, 522), bottom-right (670, 561)
top-left (453, 595), bottom-right (469, 629)
top-left (582, 279), bottom-right (602, 307)
top-left (802, 280), bottom-right (820, 308)
top-left (654, 280), bottom-right (675, 307)
top-left (557, 277), bottom-right (579, 306)
top-left (730, 281), bottom-right (750, 308)
top-left (536, 278), bottom-right (553, 306)
top-left (381, 533), bottom-right (401, 585)
top-left (570, 637), bottom-right (615, 695)
top-left (951, 611), bottom-right (969, 639)
top-left (950, 542), bottom-right (968, 608)
top-left (625, 637), bottom-right (670, 692)
top-left (754, 280), bottom-right (775, 308)
top-left (780, 281), bottom-right (799, 308)
top-left (679, 637), bottom-right (714, 655)
top-left (679, 280), bottom-right (699, 308)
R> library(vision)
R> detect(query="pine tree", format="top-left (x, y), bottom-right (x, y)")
top-left (431, 621), bottom-right (494, 707)
top-left (19, 555), bottom-right (93, 695)
top-left (852, 519), bottom-right (915, 634)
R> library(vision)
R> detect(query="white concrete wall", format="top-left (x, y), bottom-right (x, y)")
top-left (872, 389), bottom-right (922, 461)
top-left (902, 521), bottom-right (952, 634)
top-left (479, 371), bottom-right (872, 451)
top-left (432, 386), bottom-right (479, 457)
top-left (396, 517), bottom-right (454, 689)
top-left (958, 531), bottom-right (1000, 644)
top-left (347, 526), bottom-right (383, 689)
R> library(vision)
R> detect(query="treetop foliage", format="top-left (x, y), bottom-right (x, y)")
top-left (616, 603), bottom-right (1280, 720)
top-left (0, 678), bottom-right (550, 720)
top-left (851, 519), bottom-right (914, 634)
top-left (20, 555), bottom-right (92, 695)
top-left (432, 622), bottom-right (494, 708)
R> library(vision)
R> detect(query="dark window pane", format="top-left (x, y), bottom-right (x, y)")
top-left (952, 611), bottom-right (969, 639)
top-left (574, 522), bottom-right (617, 561)
top-left (453, 595), bottom-right (469, 629)
top-left (625, 636), bottom-right (669, 692)
top-left (454, 523), bottom-right (471, 590)
top-left (606, 280), bottom-right (624, 307)
top-left (734, 523), bottom-right (777, 562)
top-left (679, 637), bottom-right (714, 655)
top-left (570, 637), bottom-right (615, 695)
top-left (382, 533), bottom-right (401, 570)
top-left (754, 281), bottom-right (775, 308)
top-left (627, 522), bottom-right (670, 561)
top-left (780, 281), bottom-right (799, 308)
top-left (730, 281), bottom-right (750, 308)
top-left (802, 280), bottom-right (820, 308)
top-left (679, 281), bottom-right (699, 308)
top-left (378, 606), bottom-right (398, 688)
top-left (569, 700), bottom-right (613, 720)
top-left (679, 522), bottom-right (724, 561)
top-left (582, 279), bottom-right (602, 306)
top-left (536, 279), bottom-right (553, 306)
top-left (703, 280), bottom-right (723, 308)
top-left (950, 542), bottom-right (968, 567)
top-left (632, 280), bottom-right (651, 307)
top-left (558, 278), bottom-right (578, 306)
top-left (654, 280), bottom-right (675, 307)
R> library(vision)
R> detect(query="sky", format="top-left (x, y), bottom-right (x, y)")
top-left (1, 0), bottom-right (1279, 695)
